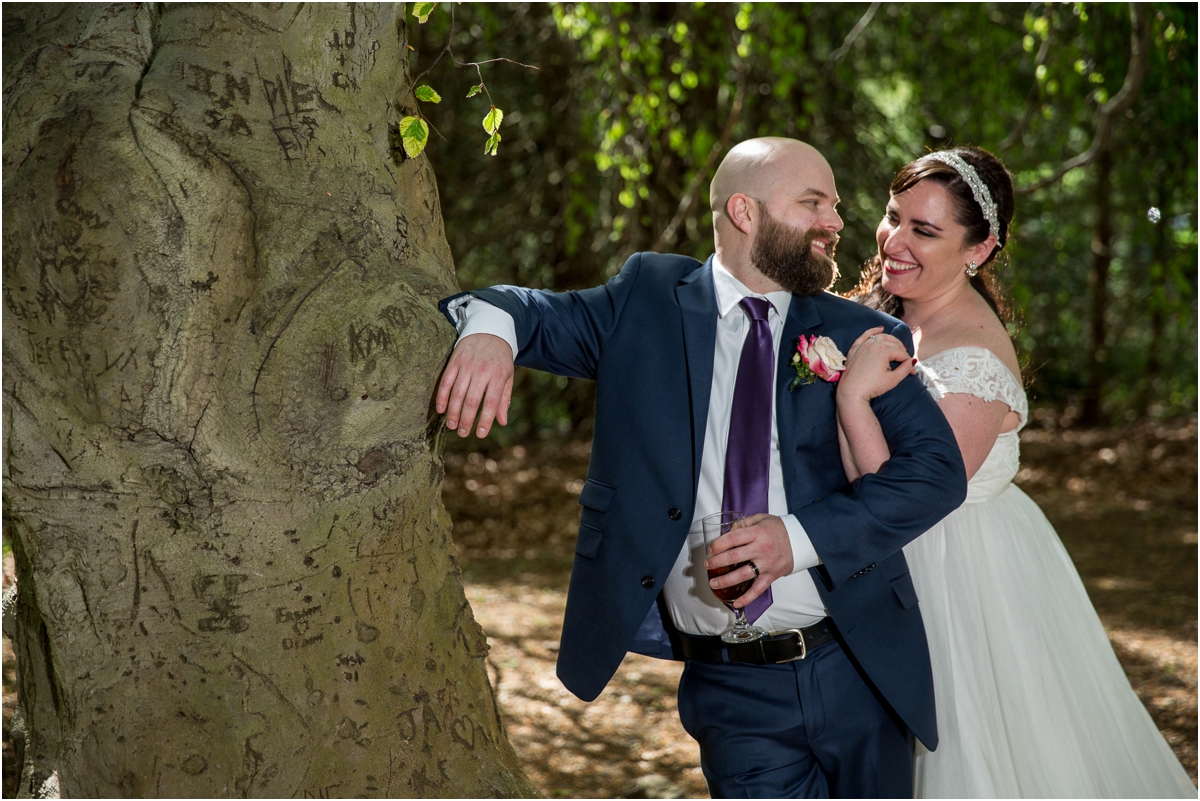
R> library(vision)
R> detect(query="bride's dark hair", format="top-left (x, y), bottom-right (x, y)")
top-left (850, 146), bottom-right (1014, 322)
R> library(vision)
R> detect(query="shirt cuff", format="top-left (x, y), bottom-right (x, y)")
top-left (781, 514), bottom-right (822, 572)
top-left (447, 295), bottom-right (519, 359)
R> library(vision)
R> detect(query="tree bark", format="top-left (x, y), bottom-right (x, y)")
top-left (2, 4), bottom-right (534, 797)
top-left (1141, 183), bottom-right (1170, 412)
top-left (1081, 148), bottom-right (1113, 426)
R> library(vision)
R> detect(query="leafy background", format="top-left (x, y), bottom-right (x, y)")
top-left (414, 6), bottom-right (1199, 794)
top-left (407, 2), bottom-right (1196, 442)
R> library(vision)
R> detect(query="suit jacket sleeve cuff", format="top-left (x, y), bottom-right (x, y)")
top-left (781, 514), bottom-right (822, 572)
top-left (447, 296), bottom-right (519, 359)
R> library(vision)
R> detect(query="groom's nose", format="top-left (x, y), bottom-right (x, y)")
top-left (820, 206), bottom-right (844, 233)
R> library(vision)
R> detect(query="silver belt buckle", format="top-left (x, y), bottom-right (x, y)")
top-left (773, 628), bottom-right (807, 662)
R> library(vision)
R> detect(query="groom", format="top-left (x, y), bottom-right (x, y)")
top-left (437, 137), bottom-right (966, 797)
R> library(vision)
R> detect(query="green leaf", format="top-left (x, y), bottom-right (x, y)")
top-left (411, 2), bottom-right (436, 23)
top-left (466, 84), bottom-right (483, 98)
top-left (735, 5), bottom-right (752, 31)
top-left (415, 85), bottom-right (442, 104)
top-left (482, 106), bottom-right (504, 135)
top-left (399, 115), bottom-right (429, 158)
top-left (484, 131), bottom-right (501, 156)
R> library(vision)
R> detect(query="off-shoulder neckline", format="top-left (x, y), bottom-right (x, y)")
top-left (919, 345), bottom-right (1022, 389)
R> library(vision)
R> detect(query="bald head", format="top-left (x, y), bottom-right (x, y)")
top-left (708, 137), bottom-right (843, 294)
top-left (710, 137), bottom-right (831, 225)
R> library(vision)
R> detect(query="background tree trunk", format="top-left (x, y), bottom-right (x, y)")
top-left (1082, 147), bottom-right (1114, 426)
top-left (2, 3), bottom-right (534, 797)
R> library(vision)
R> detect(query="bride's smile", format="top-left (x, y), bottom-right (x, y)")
top-left (874, 180), bottom-right (994, 304)
top-left (882, 257), bottom-right (919, 273)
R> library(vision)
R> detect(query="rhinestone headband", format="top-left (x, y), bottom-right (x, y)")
top-left (925, 151), bottom-right (1000, 242)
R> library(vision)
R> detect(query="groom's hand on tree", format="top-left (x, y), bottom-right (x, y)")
top-left (704, 513), bottom-right (795, 608)
top-left (436, 333), bottom-right (514, 438)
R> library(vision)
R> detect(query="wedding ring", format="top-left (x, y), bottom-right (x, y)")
top-left (869, 335), bottom-right (880, 342)
top-left (748, 561), bottom-right (760, 578)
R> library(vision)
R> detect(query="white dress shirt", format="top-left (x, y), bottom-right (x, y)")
top-left (446, 257), bottom-right (827, 635)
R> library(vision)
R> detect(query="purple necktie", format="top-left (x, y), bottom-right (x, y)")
top-left (723, 296), bottom-right (773, 623)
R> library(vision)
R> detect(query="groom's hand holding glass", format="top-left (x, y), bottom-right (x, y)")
top-left (703, 513), bottom-right (795, 608)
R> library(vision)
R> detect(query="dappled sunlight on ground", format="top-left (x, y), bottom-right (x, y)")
top-left (447, 416), bottom-right (1197, 797)
top-left (468, 582), bottom-right (704, 798)
top-left (1105, 628), bottom-right (1198, 769)
top-left (1, 418), bottom-right (1194, 798)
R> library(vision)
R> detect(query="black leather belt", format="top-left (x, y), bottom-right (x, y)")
top-left (679, 618), bottom-right (837, 665)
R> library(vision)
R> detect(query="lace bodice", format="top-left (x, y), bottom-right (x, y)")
top-left (916, 347), bottom-right (1027, 503)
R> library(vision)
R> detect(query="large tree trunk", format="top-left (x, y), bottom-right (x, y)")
top-left (2, 4), bottom-right (534, 797)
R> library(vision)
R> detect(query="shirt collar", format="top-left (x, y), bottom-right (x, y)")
top-left (711, 255), bottom-right (793, 321)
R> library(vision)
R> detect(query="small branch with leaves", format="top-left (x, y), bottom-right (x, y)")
top-left (830, 1), bottom-right (881, 64)
top-left (1016, 3), bottom-right (1150, 193)
top-left (398, 3), bottom-right (538, 160)
top-left (653, 59), bottom-right (748, 252)
top-left (998, 24), bottom-right (1053, 152)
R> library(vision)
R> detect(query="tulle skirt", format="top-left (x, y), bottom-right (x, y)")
top-left (904, 483), bottom-right (1195, 798)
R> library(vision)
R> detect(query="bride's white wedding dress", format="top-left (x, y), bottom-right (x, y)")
top-left (905, 346), bottom-right (1195, 798)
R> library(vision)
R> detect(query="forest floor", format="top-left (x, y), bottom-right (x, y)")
top-left (443, 413), bottom-right (1198, 798)
top-left (2, 415), bottom-right (1196, 798)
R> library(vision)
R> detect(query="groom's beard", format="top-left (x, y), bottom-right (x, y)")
top-left (750, 210), bottom-right (840, 297)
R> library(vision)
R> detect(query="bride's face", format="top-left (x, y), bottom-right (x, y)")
top-left (875, 180), bottom-right (984, 302)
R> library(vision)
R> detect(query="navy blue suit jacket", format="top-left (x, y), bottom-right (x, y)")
top-left (439, 252), bottom-right (967, 749)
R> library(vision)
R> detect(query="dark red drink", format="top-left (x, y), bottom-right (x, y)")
top-left (708, 563), bottom-right (754, 603)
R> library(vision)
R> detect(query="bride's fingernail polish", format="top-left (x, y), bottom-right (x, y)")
top-left (912, 358), bottom-right (917, 365)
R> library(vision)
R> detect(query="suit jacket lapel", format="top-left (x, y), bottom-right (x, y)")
top-left (676, 258), bottom-right (718, 492)
top-left (776, 293), bottom-right (824, 501)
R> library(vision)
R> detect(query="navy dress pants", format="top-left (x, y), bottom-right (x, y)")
top-left (676, 638), bottom-right (914, 798)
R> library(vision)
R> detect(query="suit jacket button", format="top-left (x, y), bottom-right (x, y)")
top-left (641, 575), bottom-right (656, 589)
top-left (668, 508), bottom-right (682, 521)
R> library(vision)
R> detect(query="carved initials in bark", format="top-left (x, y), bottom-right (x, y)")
top-left (2, 3), bottom-right (532, 797)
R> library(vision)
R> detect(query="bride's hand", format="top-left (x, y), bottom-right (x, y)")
top-left (840, 326), bottom-right (916, 404)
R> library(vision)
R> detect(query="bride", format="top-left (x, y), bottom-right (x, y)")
top-left (835, 146), bottom-right (1195, 797)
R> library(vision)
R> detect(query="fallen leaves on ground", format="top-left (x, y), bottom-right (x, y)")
top-left (468, 582), bottom-right (705, 798)
top-left (2, 418), bottom-right (1194, 799)
top-left (445, 416), bottom-right (1197, 797)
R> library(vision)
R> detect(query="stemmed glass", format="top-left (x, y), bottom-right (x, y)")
top-left (702, 511), bottom-right (766, 644)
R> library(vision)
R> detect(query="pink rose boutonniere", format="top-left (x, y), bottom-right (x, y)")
top-left (789, 334), bottom-right (846, 390)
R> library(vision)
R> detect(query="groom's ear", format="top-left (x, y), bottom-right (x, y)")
top-left (726, 193), bottom-right (756, 235)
